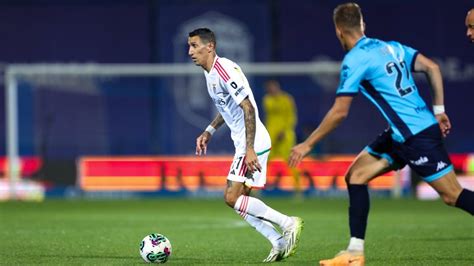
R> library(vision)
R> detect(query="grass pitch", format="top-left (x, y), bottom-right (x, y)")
top-left (0, 197), bottom-right (472, 265)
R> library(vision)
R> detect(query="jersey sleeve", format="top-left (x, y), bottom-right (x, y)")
top-left (401, 43), bottom-right (419, 72)
top-left (336, 53), bottom-right (368, 96)
top-left (215, 58), bottom-right (249, 105)
top-left (389, 41), bottom-right (419, 72)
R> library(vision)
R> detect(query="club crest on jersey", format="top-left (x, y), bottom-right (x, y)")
top-left (211, 83), bottom-right (217, 93)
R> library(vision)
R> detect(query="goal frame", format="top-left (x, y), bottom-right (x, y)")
top-left (4, 61), bottom-right (341, 199)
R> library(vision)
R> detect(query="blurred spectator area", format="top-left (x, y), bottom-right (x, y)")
top-left (0, 0), bottom-right (473, 158)
top-left (0, 1), bottom-right (473, 192)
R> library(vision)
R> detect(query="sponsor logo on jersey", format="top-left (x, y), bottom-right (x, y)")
top-left (234, 87), bottom-right (244, 96)
top-left (339, 64), bottom-right (350, 89)
top-left (414, 105), bottom-right (428, 113)
top-left (410, 156), bottom-right (428, 166)
top-left (215, 92), bottom-right (228, 105)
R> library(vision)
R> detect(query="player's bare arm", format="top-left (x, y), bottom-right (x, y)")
top-left (414, 54), bottom-right (451, 137)
top-left (240, 97), bottom-right (262, 173)
top-left (289, 96), bottom-right (353, 167)
top-left (209, 112), bottom-right (225, 130)
top-left (196, 113), bottom-right (224, 156)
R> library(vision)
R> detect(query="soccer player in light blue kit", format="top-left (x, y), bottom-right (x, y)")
top-left (289, 3), bottom-right (474, 265)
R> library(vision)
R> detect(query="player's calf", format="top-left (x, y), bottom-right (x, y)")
top-left (455, 189), bottom-right (474, 215)
top-left (224, 180), bottom-right (249, 208)
top-left (439, 192), bottom-right (459, 206)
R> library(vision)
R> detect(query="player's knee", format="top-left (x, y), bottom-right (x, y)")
top-left (345, 169), bottom-right (369, 185)
top-left (344, 173), bottom-right (351, 184)
top-left (224, 192), bottom-right (238, 208)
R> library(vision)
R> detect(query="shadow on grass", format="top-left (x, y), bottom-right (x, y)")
top-left (37, 254), bottom-right (313, 265)
top-left (40, 254), bottom-right (135, 259)
top-left (371, 256), bottom-right (474, 263)
top-left (171, 257), bottom-right (313, 265)
top-left (170, 257), bottom-right (269, 265)
top-left (38, 255), bottom-right (256, 264)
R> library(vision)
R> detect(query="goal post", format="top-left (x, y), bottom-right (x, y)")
top-left (4, 61), bottom-right (346, 199)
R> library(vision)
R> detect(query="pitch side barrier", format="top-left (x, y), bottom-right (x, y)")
top-left (2, 154), bottom-right (474, 199)
top-left (77, 155), bottom-right (408, 198)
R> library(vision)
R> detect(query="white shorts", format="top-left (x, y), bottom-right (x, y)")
top-left (227, 148), bottom-right (271, 189)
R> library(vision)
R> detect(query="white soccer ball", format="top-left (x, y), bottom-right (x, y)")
top-left (139, 233), bottom-right (172, 263)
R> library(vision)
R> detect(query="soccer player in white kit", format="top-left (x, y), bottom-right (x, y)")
top-left (188, 28), bottom-right (303, 262)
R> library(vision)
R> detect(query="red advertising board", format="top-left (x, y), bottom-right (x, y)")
top-left (78, 156), bottom-right (397, 191)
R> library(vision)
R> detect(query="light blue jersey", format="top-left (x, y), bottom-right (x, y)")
top-left (336, 36), bottom-right (437, 143)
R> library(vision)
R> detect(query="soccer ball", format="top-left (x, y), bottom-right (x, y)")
top-left (139, 233), bottom-right (172, 263)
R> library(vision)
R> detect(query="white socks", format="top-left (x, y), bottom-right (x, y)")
top-left (234, 195), bottom-right (293, 249)
top-left (347, 237), bottom-right (364, 252)
top-left (234, 195), bottom-right (293, 230)
top-left (237, 211), bottom-right (284, 249)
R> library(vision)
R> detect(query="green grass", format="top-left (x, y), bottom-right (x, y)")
top-left (0, 198), bottom-right (472, 265)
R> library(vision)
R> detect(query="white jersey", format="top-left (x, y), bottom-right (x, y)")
top-left (204, 55), bottom-right (271, 155)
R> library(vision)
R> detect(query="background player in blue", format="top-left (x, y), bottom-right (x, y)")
top-left (289, 3), bottom-right (474, 266)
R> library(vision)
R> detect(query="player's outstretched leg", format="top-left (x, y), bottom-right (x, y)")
top-left (233, 195), bottom-right (304, 259)
top-left (319, 183), bottom-right (369, 266)
top-left (236, 211), bottom-right (286, 262)
top-left (319, 250), bottom-right (365, 266)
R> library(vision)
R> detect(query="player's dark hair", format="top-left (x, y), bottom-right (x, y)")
top-left (333, 3), bottom-right (363, 31)
top-left (189, 28), bottom-right (216, 47)
top-left (264, 79), bottom-right (280, 87)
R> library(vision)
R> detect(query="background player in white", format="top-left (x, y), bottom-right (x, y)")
top-left (188, 28), bottom-right (303, 262)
